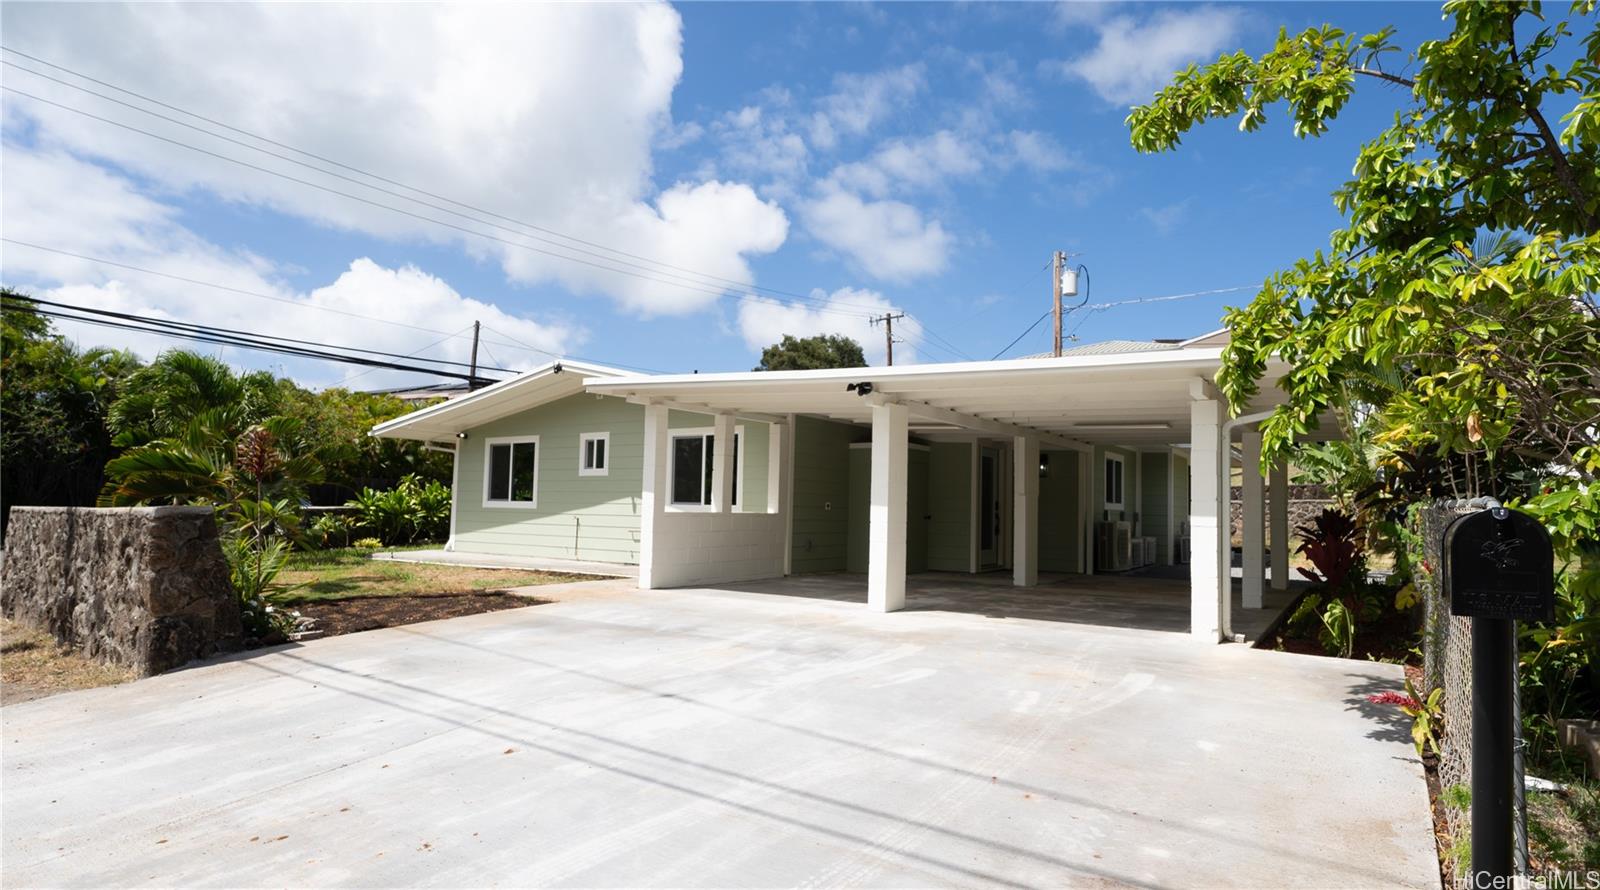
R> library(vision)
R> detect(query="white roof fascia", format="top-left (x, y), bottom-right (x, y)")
top-left (370, 359), bottom-right (635, 440)
top-left (583, 348), bottom-right (1231, 394)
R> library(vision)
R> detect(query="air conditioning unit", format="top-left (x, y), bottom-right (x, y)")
top-left (1140, 536), bottom-right (1157, 567)
top-left (1176, 535), bottom-right (1192, 564)
top-left (1130, 537), bottom-right (1146, 568)
top-left (1095, 521), bottom-right (1133, 572)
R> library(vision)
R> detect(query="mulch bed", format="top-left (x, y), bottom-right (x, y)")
top-left (291, 592), bottom-right (548, 638)
top-left (1262, 597), bottom-right (1418, 663)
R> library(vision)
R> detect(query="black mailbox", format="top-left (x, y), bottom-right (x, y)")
top-left (1441, 507), bottom-right (1555, 621)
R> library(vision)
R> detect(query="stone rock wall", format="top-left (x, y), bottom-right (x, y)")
top-left (1, 506), bottom-right (241, 676)
top-left (1227, 486), bottom-right (1335, 544)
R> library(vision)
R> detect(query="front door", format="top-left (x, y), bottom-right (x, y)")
top-left (979, 447), bottom-right (1002, 566)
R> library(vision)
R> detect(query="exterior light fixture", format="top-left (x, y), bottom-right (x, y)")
top-left (455, 431), bottom-right (469, 440)
top-left (1039, 453), bottom-right (1050, 478)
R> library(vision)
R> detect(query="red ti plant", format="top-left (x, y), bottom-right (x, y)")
top-left (1295, 508), bottom-right (1363, 592)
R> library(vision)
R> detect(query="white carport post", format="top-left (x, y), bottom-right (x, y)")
top-left (711, 412), bottom-right (736, 513)
top-left (868, 400), bottom-right (909, 612)
top-left (1270, 458), bottom-right (1290, 591)
top-left (779, 416), bottom-right (796, 575)
top-left (1013, 435), bottom-right (1039, 587)
top-left (639, 401), bottom-right (670, 590)
top-left (1189, 383), bottom-right (1226, 642)
top-left (1240, 429), bottom-right (1265, 609)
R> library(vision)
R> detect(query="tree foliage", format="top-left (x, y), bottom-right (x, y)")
top-left (0, 292), bottom-right (138, 531)
top-left (754, 334), bottom-right (867, 371)
top-left (1129, 1), bottom-right (1600, 495)
top-left (1131, 0), bottom-right (1599, 736)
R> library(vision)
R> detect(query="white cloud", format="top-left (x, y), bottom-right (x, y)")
top-left (807, 63), bottom-right (926, 149)
top-left (736, 287), bottom-right (916, 365)
top-left (799, 184), bottom-right (951, 282)
top-left (2, 2), bottom-right (786, 315)
top-left (1005, 130), bottom-right (1074, 172)
top-left (1052, 6), bottom-right (1244, 105)
top-left (710, 104), bottom-right (811, 189)
top-left (830, 130), bottom-right (986, 198)
top-left (1140, 199), bottom-right (1192, 235)
top-left (0, 146), bottom-right (578, 388)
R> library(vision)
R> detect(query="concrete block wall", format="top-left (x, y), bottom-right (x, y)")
top-left (646, 511), bottom-right (787, 588)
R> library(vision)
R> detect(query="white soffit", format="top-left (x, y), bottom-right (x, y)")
top-left (584, 350), bottom-right (1299, 447)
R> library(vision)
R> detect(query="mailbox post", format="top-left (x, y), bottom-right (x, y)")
top-left (1441, 504), bottom-right (1554, 884)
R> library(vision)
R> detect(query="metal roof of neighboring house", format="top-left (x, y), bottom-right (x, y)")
top-left (365, 381), bottom-right (473, 402)
top-left (369, 359), bottom-right (632, 443)
top-left (1020, 328), bottom-right (1232, 360)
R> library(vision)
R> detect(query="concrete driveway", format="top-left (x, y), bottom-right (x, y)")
top-left (2, 579), bottom-right (1436, 888)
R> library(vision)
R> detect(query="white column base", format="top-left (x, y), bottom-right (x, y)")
top-left (867, 401), bottom-right (908, 612)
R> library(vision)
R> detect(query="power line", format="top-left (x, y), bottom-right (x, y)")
top-left (5, 296), bottom-right (502, 383)
top-left (341, 324), bottom-right (475, 385)
top-left (991, 310), bottom-right (1051, 360)
top-left (1079, 285), bottom-right (1254, 312)
top-left (0, 48), bottom-right (901, 318)
top-left (11, 293), bottom-right (516, 375)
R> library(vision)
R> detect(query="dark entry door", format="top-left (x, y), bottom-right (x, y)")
top-left (979, 447), bottom-right (1001, 566)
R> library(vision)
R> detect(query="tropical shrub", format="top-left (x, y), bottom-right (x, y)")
top-left (1290, 508), bottom-right (1378, 657)
top-left (347, 474), bottom-right (450, 545)
top-left (221, 533), bottom-right (297, 641)
top-left (307, 512), bottom-right (357, 549)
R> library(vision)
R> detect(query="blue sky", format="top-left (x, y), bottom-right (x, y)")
top-left (0, 2), bottom-right (1455, 386)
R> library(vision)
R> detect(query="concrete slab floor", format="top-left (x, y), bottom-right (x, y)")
top-left (1, 583), bottom-right (1435, 888)
top-left (727, 572), bottom-right (1300, 644)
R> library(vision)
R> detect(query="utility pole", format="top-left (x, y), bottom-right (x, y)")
top-left (871, 312), bottom-right (907, 366)
top-left (468, 320), bottom-right (481, 390)
top-left (1052, 250), bottom-right (1065, 357)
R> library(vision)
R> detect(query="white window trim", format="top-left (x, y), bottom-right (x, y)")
top-left (578, 431), bottom-right (610, 477)
top-left (1104, 452), bottom-right (1125, 510)
top-left (666, 425), bottom-right (743, 512)
top-left (483, 435), bottom-right (540, 509)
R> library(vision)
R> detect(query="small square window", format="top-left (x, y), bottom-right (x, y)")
top-left (579, 432), bottom-right (609, 477)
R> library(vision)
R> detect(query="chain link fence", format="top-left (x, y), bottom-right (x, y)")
top-left (1416, 498), bottom-right (1528, 882)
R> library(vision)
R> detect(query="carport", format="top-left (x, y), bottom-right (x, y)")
top-left (585, 347), bottom-right (1305, 642)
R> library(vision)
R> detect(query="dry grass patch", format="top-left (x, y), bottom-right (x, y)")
top-left (1, 618), bottom-right (134, 705)
top-left (275, 549), bottom-right (598, 604)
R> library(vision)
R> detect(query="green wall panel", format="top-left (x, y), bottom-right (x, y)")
top-left (789, 416), bottom-right (861, 573)
top-left (845, 446), bottom-right (929, 574)
top-left (454, 393), bottom-right (646, 563)
top-left (454, 396), bottom-right (774, 563)
top-left (1140, 451), bottom-right (1171, 563)
top-left (926, 442), bottom-right (972, 572)
top-left (1039, 449), bottom-right (1082, 573)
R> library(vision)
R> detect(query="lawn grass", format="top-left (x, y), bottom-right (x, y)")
top-left (1527, 752), bottom-right (1600, 871)
top-left (0, 619), bottom-right (134, 705)
top-left (273, 548), bottom-right (597, 604)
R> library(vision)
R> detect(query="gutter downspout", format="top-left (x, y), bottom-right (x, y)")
top-left (1217, 410), bottom-right (1274, 641)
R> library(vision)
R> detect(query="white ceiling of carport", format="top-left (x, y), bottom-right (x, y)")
top-left (583, 350), bottom-right (1304, 448)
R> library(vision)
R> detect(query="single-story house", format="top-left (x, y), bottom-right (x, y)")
top-left (370, 331), bottom-right (1306, 642)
